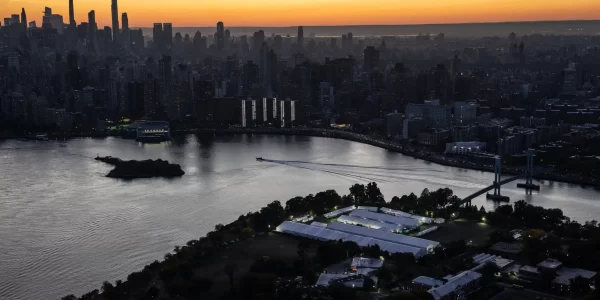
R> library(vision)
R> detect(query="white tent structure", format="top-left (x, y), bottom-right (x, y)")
top-left (350, 210), bottom-right (420, 228)
top-left (275, 221), bottom-right (428, 257)
top-left (337, 215), bottom-right (404, 232)
top-left (327, 222), bottom-right (440, 252)
top-left (380, 207), bottom-right (443, 224)
top-left (324, 206), bottom-right (356, 218)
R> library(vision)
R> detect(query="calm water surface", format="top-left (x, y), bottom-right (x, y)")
top-left (1, 134), bottom-right (599, 299)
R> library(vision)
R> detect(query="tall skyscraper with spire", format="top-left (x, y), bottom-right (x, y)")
top-left (21, 8), bottom-right (27, 31)
top-left (69, 0), bottom-right (76, 27)
top-left (111, 0), bottom-right (120, 41)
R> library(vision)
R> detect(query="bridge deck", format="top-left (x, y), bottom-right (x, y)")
top-left (459, 174), bottom-right (525, 206)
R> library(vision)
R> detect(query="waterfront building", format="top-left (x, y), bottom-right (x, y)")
top-left (135, 121), bottom-right (170, 142)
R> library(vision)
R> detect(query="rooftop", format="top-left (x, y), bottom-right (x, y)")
top-left (537, 259), bottom-right (563, 270)
top-left (553, 267), bottom-right (597, 285)
top-left (351, 257), bottom-right (384, 269)
top-left (490, 242), bottom-right (522, 254)
top-left (413, 276), bottom-right (444, 288)
top-left (428, 271), bottom-right (482, 300)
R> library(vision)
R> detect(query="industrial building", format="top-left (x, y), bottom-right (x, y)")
top-left (349, 210), bottom-right (421, 228)
top-left (276, 221), bottom-right (428, 258)
top-left (327, 222), bottom-right (439, 252)
top-left (337, 215), bottom-right (404, 232)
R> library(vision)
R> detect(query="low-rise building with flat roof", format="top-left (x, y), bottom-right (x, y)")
top-left (428, 271), bottom-right (482, 300)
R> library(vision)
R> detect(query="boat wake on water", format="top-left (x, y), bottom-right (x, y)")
top-left (258, 158), bottom-right (407, 183)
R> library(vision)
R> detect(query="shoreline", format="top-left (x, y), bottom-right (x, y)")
top-left (3, 128), bottom-right (598, 188)
top-left (185, 127), bottom-right (600, 188)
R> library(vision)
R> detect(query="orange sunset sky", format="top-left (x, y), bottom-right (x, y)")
top-left (2, 0), bottom-right (599, 27)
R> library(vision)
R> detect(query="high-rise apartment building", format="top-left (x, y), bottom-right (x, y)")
top-left (163, 23), bottom-right (173, 47)
top-left (111, 0), bottom-right (119, 41)
top-left (121, 13), bottom-right (129, 31)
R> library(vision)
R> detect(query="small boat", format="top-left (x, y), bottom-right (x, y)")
top-left (35, 134), bottom-right (49, 141)
top-left (256, 157), bottom-right (264, 161)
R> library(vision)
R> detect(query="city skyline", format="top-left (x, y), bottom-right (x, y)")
top-left (2, 0), bottom-right (599, 28)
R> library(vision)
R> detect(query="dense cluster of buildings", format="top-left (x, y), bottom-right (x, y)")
top-left (1, 2), bottom-right (600, 160)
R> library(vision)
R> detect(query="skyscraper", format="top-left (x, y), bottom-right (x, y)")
top-left (297, 26), bottom-right (304, 47)
top-left (69, 0), bottom-right (75, 27)
top-left (216, 21), bottom-right (225, 50)
top-left (122, 13), bottom-right (129, 47)
top-left (121, 13), bottom-right (128, 31)
top-left (163, 23), bottom-right (173, 47)
top-left (21, 8), bottom-right (27, 31)
top-left (153, 23), bottom-right (163, 50)
top-left (111, 0), bottom-right (119, 41)
top-left (88, 10), bottom-right (96, 36)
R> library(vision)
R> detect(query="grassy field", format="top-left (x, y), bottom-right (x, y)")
top-left (422, 219), bottom-right (495, 246)
top-left (194, 233), bottom-right (312, 299)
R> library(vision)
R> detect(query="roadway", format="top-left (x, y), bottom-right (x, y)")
top-left (459, 174), bottom-right (525, 206)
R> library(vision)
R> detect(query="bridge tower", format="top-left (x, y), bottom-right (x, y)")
top-left (486, 156), bottom-right (510, 202)
top-left (493, 156), bottom-right (502, 196)
top-left (517, 149), bottom-right (541, 191)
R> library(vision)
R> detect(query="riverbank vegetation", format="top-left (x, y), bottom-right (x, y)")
top-left (64, 183), bottom-right (600, 300)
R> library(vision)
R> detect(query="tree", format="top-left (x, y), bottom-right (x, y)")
top-left (61, 296), bottom-right (77, 300)
top-left (342, 195), bottom-right (355, 207)
top-left (147, 286), bottom-right (160, 298)
top-left (285, 196), bottom-right (309, 216)
top-left (376, 264), bottom-right (394, 285)
top-left (496, 205), bottom-right (513, 216)
top-left (328, 283), bottom-right (358, 300)
top-left (430, 188), bottom-right (453, 209)
top-left (363, 276), bottom-right (376, 291)
top-left (478, 262), bottom-right (500, 284)
top-left (366, 182), bottom-right (385, 205)
top-left (315, 190), bottom-right (343, 213)
top-left (224, 263), bottom-right (238, 288)
top-left (298, 242), bottom-right (309, 262)
top-left (196, 277), bottom-right (213, 293)
top-left (256, 201), bottom-right (284, 231)
top-left (383, 291), bottom-right (434, 300)
top-left (241, 227), bottom-right (256, 239)
top-left (349, 184), bottom-right (366, 205)
top-left (215, 224), bottom-right (225, 231)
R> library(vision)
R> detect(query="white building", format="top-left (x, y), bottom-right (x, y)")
top-left (445, 142), bottom-right (486, 154)
top-left (428, 271), bottom-right (482, 300)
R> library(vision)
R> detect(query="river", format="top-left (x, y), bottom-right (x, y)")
top-left (1, 134), bottom-right (599, 299)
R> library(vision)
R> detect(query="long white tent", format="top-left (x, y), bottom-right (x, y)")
top-left (276, 221), bottom-right (428, 257)
top-left (380, 208), bottom-right (445, 224)
top-left (337, 215), bottom-right (404, 232)
top-left (327, 222), bottom-right (440, 252)
top-left (350, 210), bottom-right (420, 228)
top-left (323, 206), bottom-right (356, 218)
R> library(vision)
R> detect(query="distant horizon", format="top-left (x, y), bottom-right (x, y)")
top-left (130, 19), bottom-right (600, 29)
top-left (3, 0), bottom-right (600, 28)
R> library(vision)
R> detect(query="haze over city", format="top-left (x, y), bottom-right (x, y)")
top-left (3, 0), bottom-right (600, 300)
top-left (3, 0), bottom-right (600, 27)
